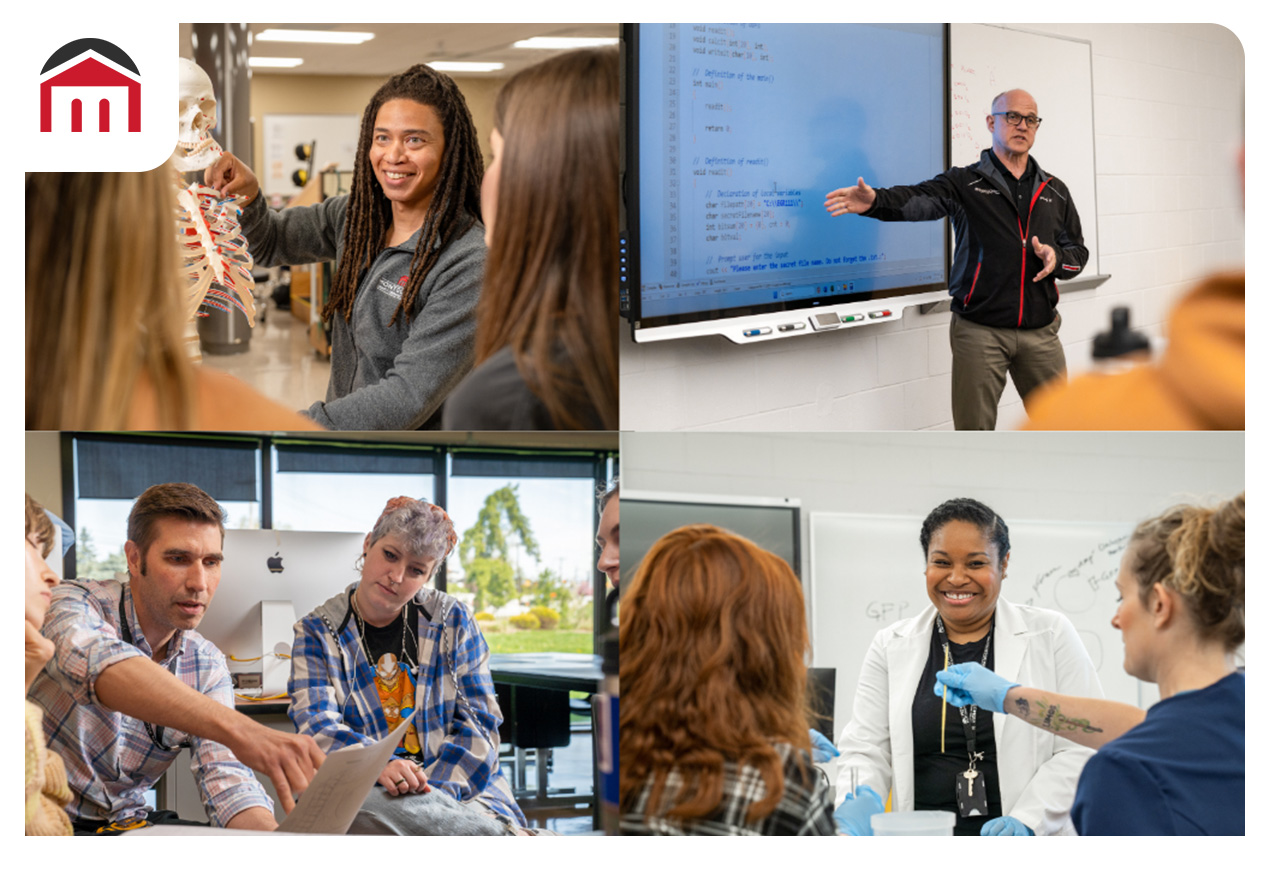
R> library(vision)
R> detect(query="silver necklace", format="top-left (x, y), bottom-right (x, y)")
top-left (351, 589), bottom-right (416, 669)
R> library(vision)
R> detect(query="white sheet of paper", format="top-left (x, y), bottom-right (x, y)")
top-left (277, 718), bottom-right (414, 834)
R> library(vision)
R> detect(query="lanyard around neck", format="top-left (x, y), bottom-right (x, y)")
top-left (118, 587), bottom-right (191, 752)
top-left (935, 613), bottom-right (992, 757)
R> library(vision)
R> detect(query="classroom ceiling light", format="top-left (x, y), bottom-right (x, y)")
top-left (427, 61), bottom-right (505, 73)
top-left (256, 29), bottom-right (375, 45)
top-left (512, 37), bottom-right (619, 49)
top-left (249, 57), bottom-right (305, 68)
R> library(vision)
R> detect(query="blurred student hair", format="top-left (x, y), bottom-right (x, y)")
top-left (26, 167), bottom-right (197, 429)
top-left (476, 47), bottom-right (619, 430)
top-left (25, 493), bottom-right (54, 558)
top-left (620, 524), bottom-right (812, 823)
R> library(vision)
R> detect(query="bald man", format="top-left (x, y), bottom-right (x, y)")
top-left (826, 89), bottom-right (1087, 430)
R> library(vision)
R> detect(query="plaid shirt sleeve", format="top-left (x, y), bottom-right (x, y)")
top-left (186, 646), bottom-right (275, 826)
top-left (288, 613), bottom-right (377, 753)
top-left (623, 743), bottom-right (836, 835)
top-left (422, 605), bottom-right (502, 802)
top-left (41, 581), bottom-right (146, 707)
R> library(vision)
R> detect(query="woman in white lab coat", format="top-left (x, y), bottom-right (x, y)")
top-left (835, 498), bottom-right (1101, 835)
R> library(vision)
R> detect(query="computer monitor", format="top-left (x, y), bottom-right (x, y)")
top-left (198, 529), bottom-right (366, 671)
top-left (622, 491), bottom-right (801, 580)
top-left (807, 666), bottom-right (836, 739)
top-left (623, 23), bottom-right (949, 343)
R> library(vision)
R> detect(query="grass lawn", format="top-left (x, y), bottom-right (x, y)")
top-left (484, 629), bottom-right (593, 655)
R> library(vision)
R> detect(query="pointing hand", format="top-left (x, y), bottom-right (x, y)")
top-left (825, 178), bottom-right (876, 217)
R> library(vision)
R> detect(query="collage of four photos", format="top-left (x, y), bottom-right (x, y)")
top-left (25, 21), bottom-right (1244, 841)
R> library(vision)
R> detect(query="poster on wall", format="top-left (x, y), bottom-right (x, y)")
top-left (262, 113), bottom-right (359, 202)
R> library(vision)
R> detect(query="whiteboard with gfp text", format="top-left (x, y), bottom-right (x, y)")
top-left (809, 513), bottom-right (1152, 737)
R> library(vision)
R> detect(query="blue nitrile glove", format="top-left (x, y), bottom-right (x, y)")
top-left (809, 728), bottom-right (840, 763)
top-left (833, 785), bottom-right (884, 836)
top-left (980, 815), bottom-right (1034, 836)
top-left (933, 662), bottom-right (1019, 713)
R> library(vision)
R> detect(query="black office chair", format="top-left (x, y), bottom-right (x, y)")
top-left (494, 683), bottom-right (572, 804)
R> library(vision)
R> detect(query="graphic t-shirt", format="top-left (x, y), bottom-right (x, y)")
top-left (358, 602), bottom-right (423, 763)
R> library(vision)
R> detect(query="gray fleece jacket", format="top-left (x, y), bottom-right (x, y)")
top-left (240, 194), bottom-right (485, 429)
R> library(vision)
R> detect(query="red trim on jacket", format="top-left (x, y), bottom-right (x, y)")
top-left (1017, 179), bottom-right (1052, 326)
top-left (965, 253), bottom-right (984, 305)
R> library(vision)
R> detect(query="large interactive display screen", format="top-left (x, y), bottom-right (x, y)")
top-left (624, 23), bottom-right (949, 340)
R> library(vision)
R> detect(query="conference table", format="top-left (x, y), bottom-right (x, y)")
top-left (489, 652), bottom-right (604, 828)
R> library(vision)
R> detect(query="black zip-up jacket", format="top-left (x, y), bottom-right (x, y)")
top-left (864, 149), bottom-right (1088, 329)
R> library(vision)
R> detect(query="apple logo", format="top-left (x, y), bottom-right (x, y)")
top-left (267, 552), bottom-right (284, 574)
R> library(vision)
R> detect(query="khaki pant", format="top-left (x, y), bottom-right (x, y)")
top-left (949, 311), bottom-right (1066, 430)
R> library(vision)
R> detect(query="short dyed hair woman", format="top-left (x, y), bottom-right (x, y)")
top-left (208, 65), bottom-right (486, 430)
top-left (620, 524), bottom-right (835, 835)
top-left (288, 497), bottom-right (526, 834)
top-left (443, 47), bottom-right (618, 430)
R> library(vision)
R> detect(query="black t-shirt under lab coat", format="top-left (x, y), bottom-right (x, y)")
top-left (911, 625), bottom-right (1005, 836)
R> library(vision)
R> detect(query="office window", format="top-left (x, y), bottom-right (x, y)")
top-left (61, 436), bottom-right (614, 651)
top-left (70, 437), bottom-right (261, 579)
top-left (448, 453), bottom-right (600, 655)
top-left (271, 442), bottom-right (437, 532)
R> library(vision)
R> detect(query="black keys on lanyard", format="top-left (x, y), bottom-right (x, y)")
top-left (936, 614), bottom-right (991, 818)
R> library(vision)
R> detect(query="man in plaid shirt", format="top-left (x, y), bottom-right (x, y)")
top-left (28, 483), bottom-right (325, 833)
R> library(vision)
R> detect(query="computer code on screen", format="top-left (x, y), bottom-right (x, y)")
top-left (636, 24), bottom-right (947, 323)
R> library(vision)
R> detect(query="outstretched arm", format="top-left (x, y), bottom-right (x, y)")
top-left (1002, 686), bottom-right (1144, 750)
top-left (936, 662), bottom-right (1144, 750)
top-left (39, 582), bottom-right (324, 817)
top-left (95, 658), bottom-right (325, 813)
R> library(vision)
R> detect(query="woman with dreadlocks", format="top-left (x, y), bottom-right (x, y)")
top-left (206, 65), bottom-right (485, 430)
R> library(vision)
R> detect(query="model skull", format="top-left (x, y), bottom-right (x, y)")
top-left (173, 58), bottom-right (223, 172)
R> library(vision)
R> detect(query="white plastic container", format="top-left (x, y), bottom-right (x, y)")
top-left (871, 811), bottom-right (955, 836)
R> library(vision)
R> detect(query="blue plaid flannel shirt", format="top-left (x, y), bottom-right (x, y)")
top-left (289, 583), bottom-right (524, 825)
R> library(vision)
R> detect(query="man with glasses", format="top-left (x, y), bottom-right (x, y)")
top-left (826, 89), bottom-right (1087, 430)
top-left (28, 483), bottom-right (326, 833)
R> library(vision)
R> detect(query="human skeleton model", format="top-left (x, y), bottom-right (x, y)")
top-left (172, 58), bottom-right (256, 329)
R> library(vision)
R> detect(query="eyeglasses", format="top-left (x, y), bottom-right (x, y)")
top-left (993, 111), bottom-right (1043, 129)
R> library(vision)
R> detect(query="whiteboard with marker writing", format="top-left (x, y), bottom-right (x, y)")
top-left (809, 513), bottom-right (1154, 736)
top-left (949, 24), bottom-right (1101, 276)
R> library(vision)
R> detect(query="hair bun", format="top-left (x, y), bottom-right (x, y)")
top-left (1207, 492), bottom-right (1245, 564)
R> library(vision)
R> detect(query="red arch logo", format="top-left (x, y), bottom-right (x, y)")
top-left (39, 38), bottom-right (140, 133)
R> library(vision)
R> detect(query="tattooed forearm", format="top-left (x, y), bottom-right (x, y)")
top-left (1025, 697), bottom-right (1104, 734)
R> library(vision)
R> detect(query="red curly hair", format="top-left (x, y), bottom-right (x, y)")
top-left (619, 524), bottom-right (812, 823)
